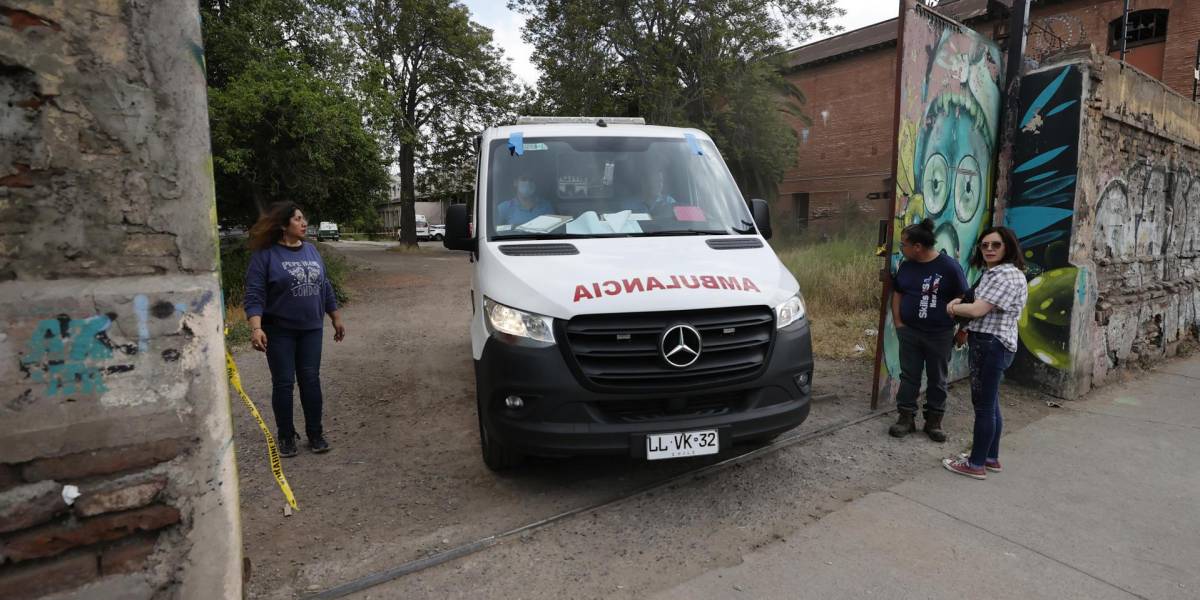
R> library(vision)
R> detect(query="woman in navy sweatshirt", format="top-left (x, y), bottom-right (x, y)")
top-left (243, 202), bottom-right (346, 457)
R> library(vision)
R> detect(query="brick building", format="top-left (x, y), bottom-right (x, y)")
top-left (777, 0), bottom-right (1200, 231)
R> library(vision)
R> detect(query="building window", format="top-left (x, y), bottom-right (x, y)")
top-left (792, 193), bottom-right (810, 230)
top-left (1108, 10), bottom-right (1168, 53)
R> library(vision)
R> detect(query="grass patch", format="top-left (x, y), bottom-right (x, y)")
top-left (777, 226), bottom-right (883, 360)
top-left (219, 240), bottom-right (353, 347)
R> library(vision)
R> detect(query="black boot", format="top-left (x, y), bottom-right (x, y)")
top-left (278, 432), bottom-right (299, 458)
top-left (888, 412), bottom-right (916, 438)
top-left (923, 412), bottom-right (947, 443)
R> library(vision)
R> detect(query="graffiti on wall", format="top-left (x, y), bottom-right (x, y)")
top-left (877, 1), bottom-right (1004, 403)
top-left (1026, 14), bottom-right (1088, 64)
top-left (10, 292), bottom-right (212, 405)
top-left (19, 315), bottom-right (127, 396)
top-left (1006, 65), bottom-right (1083, 372)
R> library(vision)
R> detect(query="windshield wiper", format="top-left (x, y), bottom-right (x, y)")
top-left (731, 220), bottom-right (757, 235)
top-left (637, 229), bottom-right (728, 237)
top-left (493, 233), bottom-right (570, 241)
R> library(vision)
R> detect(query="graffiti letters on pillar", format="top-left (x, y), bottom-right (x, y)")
top-left (877, 1), bottom-right (1004, 404)
top-left (1007, 65), bottom-right (1082, 372)
top-left (19, 315), bottom-right (134, 397)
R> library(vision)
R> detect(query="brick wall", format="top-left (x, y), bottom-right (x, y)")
top-left (0, 2), bottom-right (240, 598)
top-left (780, 48), bottom-right (896, 231)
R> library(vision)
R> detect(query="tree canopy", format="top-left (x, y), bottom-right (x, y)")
top-left (201, 0), bottom-right (389, 228)
top-left (345, 0), bottom-right (522, 245)
top-left (511, 0), bottom-right (843, 198)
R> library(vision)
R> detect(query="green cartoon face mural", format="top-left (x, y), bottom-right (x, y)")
top-left (877, 3), bottom-right (1003, 406)
top-left (914, 92), bottom-right (993, 263)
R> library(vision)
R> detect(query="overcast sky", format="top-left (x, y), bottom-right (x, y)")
top-left (460, 0), bottom-right (899, 88)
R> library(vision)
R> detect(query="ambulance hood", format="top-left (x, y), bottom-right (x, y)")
top-left (479, 236), bottom-right (800, 320)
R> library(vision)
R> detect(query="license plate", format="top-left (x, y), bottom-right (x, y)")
top-left (646, 429), bottom-right (719, 460)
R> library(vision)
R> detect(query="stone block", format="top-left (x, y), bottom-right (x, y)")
top-left (0, 552), bottom-right (98, 600)
top-left (20, 438), bottom-right (187, 482)
top-left (1, 504), bottom-right (179, 562)
top-left (0, 480), bottom-right (66, 534)
top-left (75, 476), bottom-right (166, 518)
top-left (99, 534), bottom-right (158, 575)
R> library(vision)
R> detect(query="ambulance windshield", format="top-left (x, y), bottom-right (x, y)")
top-left (486, 136), bottom-right (756, 240)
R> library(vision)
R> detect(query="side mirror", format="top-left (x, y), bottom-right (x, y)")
top-left (750, 198), bottom-right (772, 240)
top-left (443, 204), bottom-right (476, 252)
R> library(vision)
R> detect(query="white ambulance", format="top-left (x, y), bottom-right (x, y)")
top-left (444, 117), bottom-right (813, 470)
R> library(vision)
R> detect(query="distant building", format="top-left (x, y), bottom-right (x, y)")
top-left (377, 174), bottom-right (469, 231)
top-left (778, 0), bottom-right (1199, 231)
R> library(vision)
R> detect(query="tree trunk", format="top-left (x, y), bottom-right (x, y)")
top-left (399, 142), bottom-right (418, 248)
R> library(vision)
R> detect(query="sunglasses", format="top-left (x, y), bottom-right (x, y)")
top-left (980, 241), bottom-right (1004, 250)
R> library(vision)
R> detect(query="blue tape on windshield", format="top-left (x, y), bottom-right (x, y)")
top-left (508, 132), bottom-right (524, 156)
top-left (684, 133), bottom-right (703, 156)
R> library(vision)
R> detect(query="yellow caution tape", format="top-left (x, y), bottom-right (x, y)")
top-left (225, 349), bottom-right (299, 511)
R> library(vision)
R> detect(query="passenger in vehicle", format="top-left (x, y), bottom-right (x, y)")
top-left (496, 175), bottom-right (554, 226)
top-left (620, 169), bottom-right (676, 217)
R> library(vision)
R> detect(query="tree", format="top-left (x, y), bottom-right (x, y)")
top-left (345, 0), bottom-right (520, 247)
top-left (511, 0), bottom-right (843, 199)
top-left (201, 0), bottom-right (389, 227)
top-left (208, 62), bottom-right (390, 226)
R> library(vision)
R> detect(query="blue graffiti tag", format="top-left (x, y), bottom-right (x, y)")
top-left (21, 315), bottom-right (115, 396)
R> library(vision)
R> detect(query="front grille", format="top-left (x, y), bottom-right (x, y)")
top-left (596, 393), bottom-right (741, 423)
top-left (562, 306), bottom-right (775, 390)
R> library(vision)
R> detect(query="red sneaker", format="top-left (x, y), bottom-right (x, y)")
top-left (958, 453), bottom-right (1002, 472)
top-left (942, 457), bottom-right (987, 480)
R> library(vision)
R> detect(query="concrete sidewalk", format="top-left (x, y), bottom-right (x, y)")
top-left (655, 356), bottom-right (1200, 600)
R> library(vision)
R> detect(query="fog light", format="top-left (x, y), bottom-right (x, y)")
top-left (794, 372), bottom-right (810, 387)
top-left (505, 395), bottom-right (524, 409)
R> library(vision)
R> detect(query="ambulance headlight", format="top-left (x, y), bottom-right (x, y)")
top-left (775, 293), bottom-right (807, 329)
top-left (484, 298), bottom-right (556, 344)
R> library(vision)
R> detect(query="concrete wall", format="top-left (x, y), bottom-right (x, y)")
top-left (1011, 48), bottom-right (1200, 398)
top-left (0, 2), bottom-right (240, 598)
top-left (1073, 48), bottom-right (1200, 394)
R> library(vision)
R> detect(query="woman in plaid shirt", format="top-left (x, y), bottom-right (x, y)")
top-left (942, 227), bottom-right (1028, 479)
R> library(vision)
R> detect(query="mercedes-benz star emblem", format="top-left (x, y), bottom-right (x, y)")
top-left (661, 325), bottom-right (702, 368)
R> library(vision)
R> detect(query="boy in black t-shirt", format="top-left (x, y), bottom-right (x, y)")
top-left (889, 219), bottom-right (968, 442)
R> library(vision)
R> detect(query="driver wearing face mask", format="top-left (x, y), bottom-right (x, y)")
top-left (497, 175), bottom-right (554, 226)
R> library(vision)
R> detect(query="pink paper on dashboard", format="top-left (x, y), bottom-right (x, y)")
top-left (673, 206), bottom-right (705, 222)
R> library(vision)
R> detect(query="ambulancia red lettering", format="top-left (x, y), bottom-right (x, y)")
top-left (571, 275), bottom-right (762, 302)
top-left (574, 284), bottom-right (593, 302)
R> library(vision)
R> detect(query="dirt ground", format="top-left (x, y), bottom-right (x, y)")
top-left (230, 241), bottom-right (1060, 599)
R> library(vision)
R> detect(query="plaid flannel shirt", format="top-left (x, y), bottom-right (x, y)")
top-left (965, 263), bottom-right (1028, 352)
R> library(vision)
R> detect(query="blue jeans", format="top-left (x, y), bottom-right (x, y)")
top-left (264, 325), bottom-right (324, 439)
top-left (968, 332), bottom-right (1014, 468)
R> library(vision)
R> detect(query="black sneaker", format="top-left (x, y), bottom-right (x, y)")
top-left (278, 433), bottom-right (299, 458)
top-left (308, 434), bottom-right (331, 453)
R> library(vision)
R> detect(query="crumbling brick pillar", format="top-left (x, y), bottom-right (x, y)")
top-left (0, 2), bottom-right (240, 598)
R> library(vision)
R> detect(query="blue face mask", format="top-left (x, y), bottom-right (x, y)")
top-left (517, 181), bottom-right (534, 197)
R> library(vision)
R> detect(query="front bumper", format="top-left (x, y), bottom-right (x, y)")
top-left (475, 319), bottom-right (814, 458)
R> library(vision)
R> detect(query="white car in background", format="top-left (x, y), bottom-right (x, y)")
top-left (429, 224), bottom-right (446, 241)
